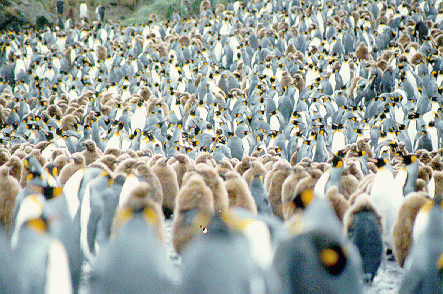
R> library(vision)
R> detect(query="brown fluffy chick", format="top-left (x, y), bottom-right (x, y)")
top-left (222, 171), bottom-right (257, 213)
top-left (0, 165), bottom-right (20, 234)
top-left (172, 174), bottom-right (214, 255)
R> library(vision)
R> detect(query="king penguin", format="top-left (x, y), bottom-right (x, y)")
top-left (314, 153), bottom-right (344, 198)
top-left (248, 174), bottom-right (273, 215)
top-left (273, 227), bottom-right (362, 294)
top-left (179, 211), bottom-right (278, 294)
top-left (91, 183), bottom-right (171, 294)
top-left (12, 194), bottom-right (73, 294)
top-left (369, 158), bottom-right (404, 258)
top-left (344, 193), bottom-right (383, 283)
top-left (394, 154), bottom-right (419, 197)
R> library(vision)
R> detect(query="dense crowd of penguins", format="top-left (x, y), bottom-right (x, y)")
top-left (2, 0), bottom-right (443, 292)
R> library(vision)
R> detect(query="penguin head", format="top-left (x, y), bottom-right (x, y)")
top-left (293, 188), bottom-right (315, 210)
top-left (401, 154), bottom-right (418, 166)
top-left (331, 155), bottom-right (344, 168)
top-left (113, 183), bottom-right (162, 236)
top-left (23, 155), bottom-right (46, 185)
top-left (370, 158), bottom-right (389, 169)
top-left (309, 231), bottom-right (349, 276)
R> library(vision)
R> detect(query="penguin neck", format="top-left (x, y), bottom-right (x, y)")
top-left (27, 218), bottom-right (47, 234)
top-left (325, 166), bottom-right (343, 192)
top-left (358, 155), bottom-right (369, 175)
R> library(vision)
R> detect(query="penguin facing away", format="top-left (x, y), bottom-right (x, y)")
top-left (172, 173), bottom-right (214, 255)
top-left (344, 193), bottom-right (383, 283)
top-left (92, 183), bottom-right (171, 294)
top-left (273, 228), bottom-right (362, 294)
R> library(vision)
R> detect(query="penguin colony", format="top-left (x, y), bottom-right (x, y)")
top-left (2, 0), bottom-right (443, 293)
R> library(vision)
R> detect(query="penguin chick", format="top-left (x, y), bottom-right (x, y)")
top-left (81, 139), bottom-right (102, 166)
top-left (222, 171), bottom-right (257, 213)
top-left (392, 192), bottom-right (429, 267)
top-left (281, 166), bottom-right (310, 220)
top-left (325, 186), bottom-right (349, 224)
top-left (171, 154), bottom-right (193, 188)
top-left (58, 153), bottom-right (86, 186)
top-left (135, 162), bottom-right (163, 205)
top-left (172, 174), bottom-right (214, 255)
top-left (96, 45), bottom-right (107, 61)
top-left (0, 165), bottom-right (20, 234)
top-left (344, 193), bottom-right (383, 283)
top-left (152, 157), bottom-right (179, 219)
top-left (183, 163), bottom-right (229, 214)
top-left (216, 158), bottom-right (234, 175)
top-left (266, 160), bottom-right (292, 220)
top-left (242, 160), bottom-right (267, 186)
top-left (235, 156), bottom-right (253, 176)
top-left (114, 158), bottom-right (137, 175)
top-left (356, 42), bottom-right (372, 60)
top-left (339, 174), bottom-right (359, 200)
top-left (5, 155), bottom-right (23, 183)
top-left (400, 196), bottom-right (443, 293)
top-left (95, 154), bottom-right (117, 172)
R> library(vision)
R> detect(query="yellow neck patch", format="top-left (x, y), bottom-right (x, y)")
top-left (28, 218), bottom-right (46, 233)
top-left (143, 208), bottom-right (158, 226)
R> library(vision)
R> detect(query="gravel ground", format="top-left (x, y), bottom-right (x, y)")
top-left (79, 218), bottom-right (404, 293)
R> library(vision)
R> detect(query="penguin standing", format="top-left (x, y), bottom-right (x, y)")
top-left (394, 154), bottom-right (419, 197)
top-left (152, 157), bottom-right (179, 219)
top-left (79, 171), bottom-right (116, 262)
top-left (312, 130), bottom-right (329, 163)
top-left (392, 192), bottom-right (429, 267)
top-left (369, 158), bottom-right (404, 257)
top-left (273, 228), bottom-right (362, 294)
top-left (314, 154), bottom-right (344, 198)
top-left (222, 170), bottom-right (257, 213)
top-left (248, 174), bottom-right (273, 215)
top-left (172, 173), bottom-right (214, 255)
top-left (92, 183), bottom-right (171, 294)
top-left (344, 194), bottom-right (383, 283)
top-left (0, 165), bottom-right (20, 234)
top-left (179, 212), bottom-right (277, 294)
top-left (400, 193), bottom-right (443, 293)
top-left (12, 194), bottom-right (73, 294)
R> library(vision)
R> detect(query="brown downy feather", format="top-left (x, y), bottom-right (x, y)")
top-left (222, 171), bottom-right (257, 213)
top-left (172, 174), bottom-right (214, 254)
top-left (325, 186), bottom-right (350, 224)
top-left (392, 192), bottom-right (429, 267)
top-left (152, 157), bottom-right (179, 219)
